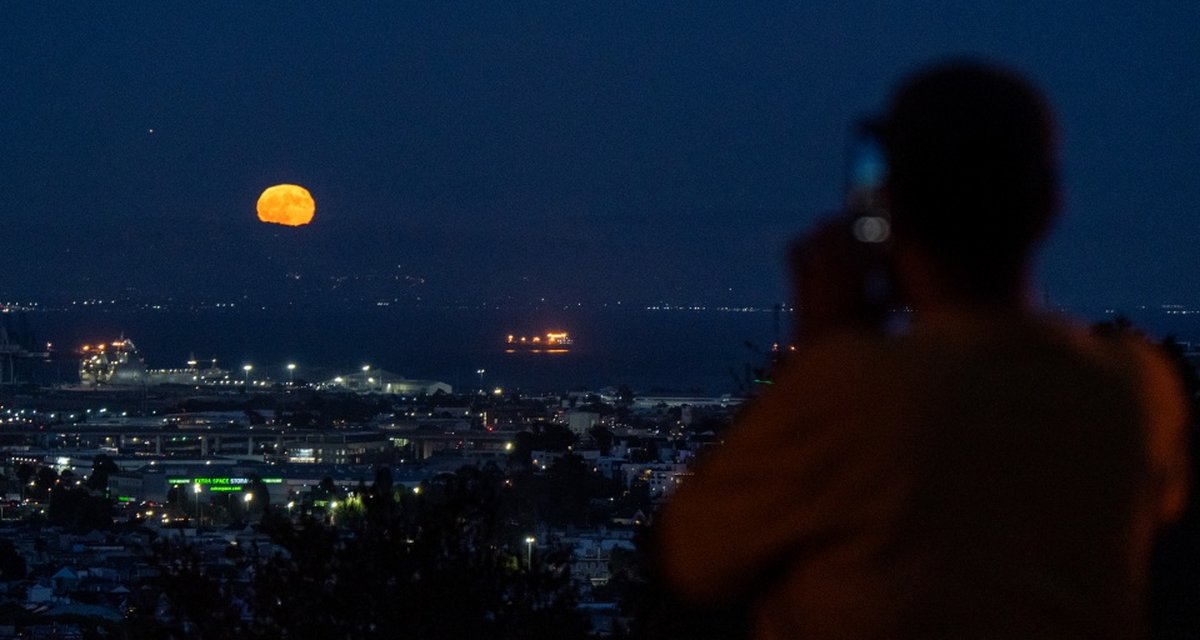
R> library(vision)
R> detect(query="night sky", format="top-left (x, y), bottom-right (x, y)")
top-left (2, 3), bottom-right (1197, 309)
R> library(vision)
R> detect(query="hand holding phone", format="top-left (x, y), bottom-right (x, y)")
top-left (788, 218), bottom-right (891, 342)
top-left (788, 122), bottom-right (897, 342)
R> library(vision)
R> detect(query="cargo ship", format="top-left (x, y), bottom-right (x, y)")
top-left (80, 339), bottom-right (228, 386)
top-left (80, 338), bottom-right (146, 386)
top-left (504, 331), bottom-right (572, 354)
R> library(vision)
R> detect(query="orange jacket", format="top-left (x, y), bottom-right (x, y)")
top-left (659, 313), bottom-right (1187, 639)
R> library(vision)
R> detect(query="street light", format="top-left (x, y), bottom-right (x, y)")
top-left (287, 363), bottom-right (296, 385)
top-left (193, 483), bottom-right (202, 523)
top-left (243, 364), bottom-right (253, 386)
top-left (525, 536), bottom-right (536, 569)
top-left (477, 369), bottom-right (485, 392)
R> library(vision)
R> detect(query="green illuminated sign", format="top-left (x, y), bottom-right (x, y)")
top-left (167, 477), bottom-right (283, 486)
top-left (197, 477), bottom-right (243, 485)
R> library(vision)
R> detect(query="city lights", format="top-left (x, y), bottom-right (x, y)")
top-left (2, 6), bottom-right (1186, 637)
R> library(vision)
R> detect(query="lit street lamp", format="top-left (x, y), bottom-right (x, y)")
top-left (525, 536), bottom-right (536, 569)
top-left (287, 363), bottom-right (296, 385)
top-left (193, 482), bottom-right (202, 523)
top-left (477, 368), bottom-right (485, 392)
top-left (243, 364), bottom-right (253, 386)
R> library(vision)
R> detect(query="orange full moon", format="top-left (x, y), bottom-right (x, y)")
top-left (256, 184), bottom-right (315, 227)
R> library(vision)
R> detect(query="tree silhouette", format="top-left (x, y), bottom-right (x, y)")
top-left (588, 425), bottom-right (615, 455)
top-left (511, 424), bottom-right (578, 466)
top-left (48, 484), bottom-right (112, 530)
top-left (31, 466), bottom-right (58, 501)
top-left (0, 539), bottom-right (25, 581)
top-left (15, 463), bottom-right (33, 496)
top-left (149, 542), bottom-right (246, 640)
top-left (88, 453), bottom-right (120, 492)
top-left (150, 465), bottom-right (589, 639)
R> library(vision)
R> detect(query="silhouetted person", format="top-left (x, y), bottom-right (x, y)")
top-left (658, 60), bottom-right (1188, 639)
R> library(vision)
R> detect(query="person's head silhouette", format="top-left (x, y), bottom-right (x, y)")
top-left (879, 60), bottom-right (1059, 305)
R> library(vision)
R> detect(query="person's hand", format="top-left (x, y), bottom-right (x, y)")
top-left (788, 215), bottom-right (892, 342)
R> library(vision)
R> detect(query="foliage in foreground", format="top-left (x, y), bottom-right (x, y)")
top-left (144, 465), bottom-right (589, 640)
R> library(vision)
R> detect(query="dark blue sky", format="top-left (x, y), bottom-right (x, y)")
top-left (2, 3), bottom-right (1197, 309)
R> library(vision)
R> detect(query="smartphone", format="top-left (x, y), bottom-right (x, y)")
top-left (843, 122), bottom-right (895, 325)
top-left (845, 125), bottom-right (886, 206)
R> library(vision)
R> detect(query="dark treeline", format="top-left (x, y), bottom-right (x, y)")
top-left (141, 465), bottom-right (591, 640)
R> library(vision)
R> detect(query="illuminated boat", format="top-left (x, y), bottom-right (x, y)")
top-left (505, 331), bottom-right (572, 354)
top-left (80, 339), bottom-right (227, 386)
top-left (80, 338), bottom-right (146, 386)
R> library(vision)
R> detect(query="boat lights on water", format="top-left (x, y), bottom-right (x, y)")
top-left (505, 331), bottom-right (572, 354)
